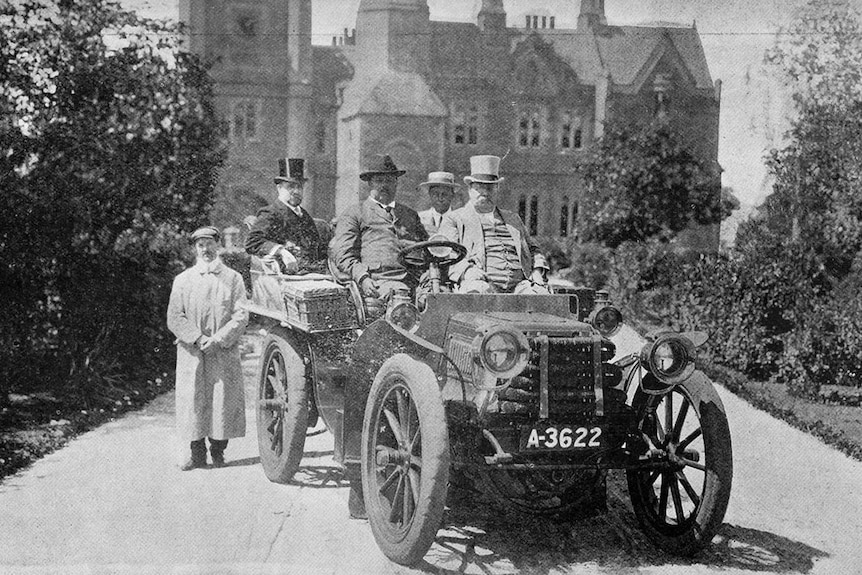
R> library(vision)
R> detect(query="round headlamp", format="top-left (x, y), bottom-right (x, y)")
top-left (386, 301), bottom-right (420, 332)
top-left (473, 328), bottom-right (529, 379)
top-left (589, 305), bottom-right (623, 337)
top-left (641, 333), bottom-right (695, 384)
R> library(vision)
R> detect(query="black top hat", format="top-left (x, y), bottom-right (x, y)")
top-left (274, 158), bottom-right (308, 184)
top-left (359, 154), bottom-right (406, 182)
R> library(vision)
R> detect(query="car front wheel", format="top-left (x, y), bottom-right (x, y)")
top-left (361, 354), bottom-right (450, 566)
top-left (627, 371), bottom-right (733, 555)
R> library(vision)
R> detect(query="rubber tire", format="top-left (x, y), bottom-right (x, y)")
top-left (626, 371), bottom-right (733, 556)
top-left (257, 330), bottom-right (309, 484)
top-left (361, 354), bottom-right (450, 566)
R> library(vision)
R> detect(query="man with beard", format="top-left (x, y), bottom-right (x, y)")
top-left (246, 158), bottom-right (326, 273)
top-left (167, 226), bottom-right (249, 470)
top-left (440, 155), bottom-right (549, 294)
top-left (330, 154), bottom-right (428, 302)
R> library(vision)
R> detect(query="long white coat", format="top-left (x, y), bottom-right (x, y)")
top-left (167, 259), bottom-right (249, 441)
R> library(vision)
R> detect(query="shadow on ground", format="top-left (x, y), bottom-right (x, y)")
top-left (420, 472), bottom-right (826, 575)
top-left (290, 464), bottom-right (345, 489)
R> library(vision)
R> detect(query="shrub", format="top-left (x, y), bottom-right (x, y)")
top-left (0, 1), bottom-right (225, 406)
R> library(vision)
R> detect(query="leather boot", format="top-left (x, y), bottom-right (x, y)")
top-left (180, 439), bottom-right (207, 471)
top-left (209, 438), bottom-right (228, 468)
top-left (345, 465), bottom-right (366, 520)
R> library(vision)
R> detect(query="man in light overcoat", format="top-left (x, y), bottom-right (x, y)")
top-left (167, 226), bottom-right (249, 470)
top-left (440, 155), bottom-right (549, 294)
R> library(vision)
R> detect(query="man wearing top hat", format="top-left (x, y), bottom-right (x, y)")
top-left (330, 154), bottom-right (428, 302)
top-left (167, 226), bottom-right (249, 470)
top-left (245, 158), bottom-right (326, 273)
top-left (439, 155), bottom-right (550, 294)
top-left (417, 171), bottom-right (460, 235)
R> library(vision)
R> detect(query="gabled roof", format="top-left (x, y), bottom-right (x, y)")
top-left (323, 18), bottom-right (714, 101)
top-left (312, 46), bottom-right (353, 106)
top-left (339, 70), bottom-right (447, 119)
top-left (527, 24), bottom-right (714, 91)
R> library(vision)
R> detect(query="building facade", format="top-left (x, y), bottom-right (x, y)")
top-left (181, 0), bottom-right (721, 249)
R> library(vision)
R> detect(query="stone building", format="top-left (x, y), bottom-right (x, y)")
top-left (180, 0), bottom-right (721, 249)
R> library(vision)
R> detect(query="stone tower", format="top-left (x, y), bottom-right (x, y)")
top-left (335, 0), bottom-right (447, 213)
top-left (178, 0), bottom-right (317, 222)
top-left (577, 0), bottom-right (607, 29)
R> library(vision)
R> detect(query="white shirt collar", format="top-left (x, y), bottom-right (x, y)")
top-left (279, 199), bottom-right (303, 216)
top-left (194, 259), bottom-right (222, 275)
top-left (372, 198), bottom-right (395, 211)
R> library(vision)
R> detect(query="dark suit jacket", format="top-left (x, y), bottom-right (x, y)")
top-left (245, 201), bottom-right (325, 268)
top-left (330, 198), bottom-right (428, 283)
top-left (439, 202), bottom-right (548, 282)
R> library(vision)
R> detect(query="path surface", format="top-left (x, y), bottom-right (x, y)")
top-left (1, 327), bottom-right (861, 574)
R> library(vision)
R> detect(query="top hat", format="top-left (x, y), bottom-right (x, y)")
top-left (190, 226), bottom-right (220, 242)
top-left (359, 154), bottom-right (406, 182)
top-left (463, 155), bottom-right (505, 185)
top-left (418, 171), bottom-right (460, 192)
top-left (274, 158), bottom-right (308, 184)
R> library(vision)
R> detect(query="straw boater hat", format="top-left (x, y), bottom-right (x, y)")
top-left (359, 154), bottom-right (406, 182)
top-left (418, 171), bottom-right (460, 192)
top-left (190, 226), bottom-right (220, 242)
top-left (274, 158), bottom-right (308, 184)
top-left (463, 155), bottom-right (505, 185)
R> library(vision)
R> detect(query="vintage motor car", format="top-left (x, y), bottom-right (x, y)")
top-left (242, 237), bottom-right (733, 566)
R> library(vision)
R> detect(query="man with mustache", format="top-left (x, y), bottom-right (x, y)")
top-left (331, 154), bottom-right (428, 303)
top-left (245, 158), bottom-right (326, 273)
top-left (440, 155), bottom-right (549, 294)
top-left (167, 226), bottom-right (249, 470)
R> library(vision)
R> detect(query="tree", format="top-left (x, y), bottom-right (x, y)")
top-left (0, 0), bottom-right (225, 402)
top-left (576, 118), bottom-right (724, 249)
top-left (757, 0), bottom-right (862, 282)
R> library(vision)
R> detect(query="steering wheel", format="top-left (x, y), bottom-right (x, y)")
top-left (397, 239), bottom-right (467, 270)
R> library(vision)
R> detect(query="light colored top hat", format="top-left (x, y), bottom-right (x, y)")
top-left (463, 155), bottom-right (505, 185)
top-left (418, 171), bottom-right (460, 191)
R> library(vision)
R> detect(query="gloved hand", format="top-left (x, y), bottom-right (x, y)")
top-left (279, 246), bottom-right (298, 273)
top-left (531, 267), bottom-right (548, 285)
top-left (360, 276), bottom-right (379, 298)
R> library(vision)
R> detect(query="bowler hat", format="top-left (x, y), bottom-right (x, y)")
top-left (464, 155), bottom-right (505, 185)
top-left (359, 154), bottom-right (406, 182)
top-left (190, 226), bottom-right (220, 242)
top-left (274, 158), bottom-right (308, 184)
top-left (419, 171), bottom-right (460, 191)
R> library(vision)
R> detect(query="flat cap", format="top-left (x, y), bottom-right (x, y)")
top-left (190, 226), bottom-right (220, 242)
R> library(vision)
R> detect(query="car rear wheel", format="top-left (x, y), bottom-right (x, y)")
top-left (257, 330), bottom-right (309, 483)
top-left (361, 354), bottom-right (450, 566)
top-left (626, 371), bottom-right (732, 555)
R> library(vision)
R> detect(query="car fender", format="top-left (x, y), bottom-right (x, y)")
top-left (341, 319), bottom-right (439, 469)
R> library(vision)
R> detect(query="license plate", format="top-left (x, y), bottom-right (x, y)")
top-left (520, 425), bottom-right (604, 451)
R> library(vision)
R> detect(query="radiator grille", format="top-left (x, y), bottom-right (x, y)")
top-left (498, 336), bottom-right (617, 418)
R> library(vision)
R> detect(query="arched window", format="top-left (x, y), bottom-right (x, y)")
top-left (229, 99), bottom-right (261, 142)
top-left (571, 201), bottom-right (579, 238)
top-left (518, 196), bottom-right (527, 223)
top-left (517, 108), bottom-right (544, 148)
top-left (452, 104), bottom-right (480, 145)
top-left (315, 120), bottom-right (327, 153)
top-left (560, 111), bottom-right (583, 150)
top-left (529, 195), bottom-right (539, 235)
top-left (560, 196), bottom-right (569, 237)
